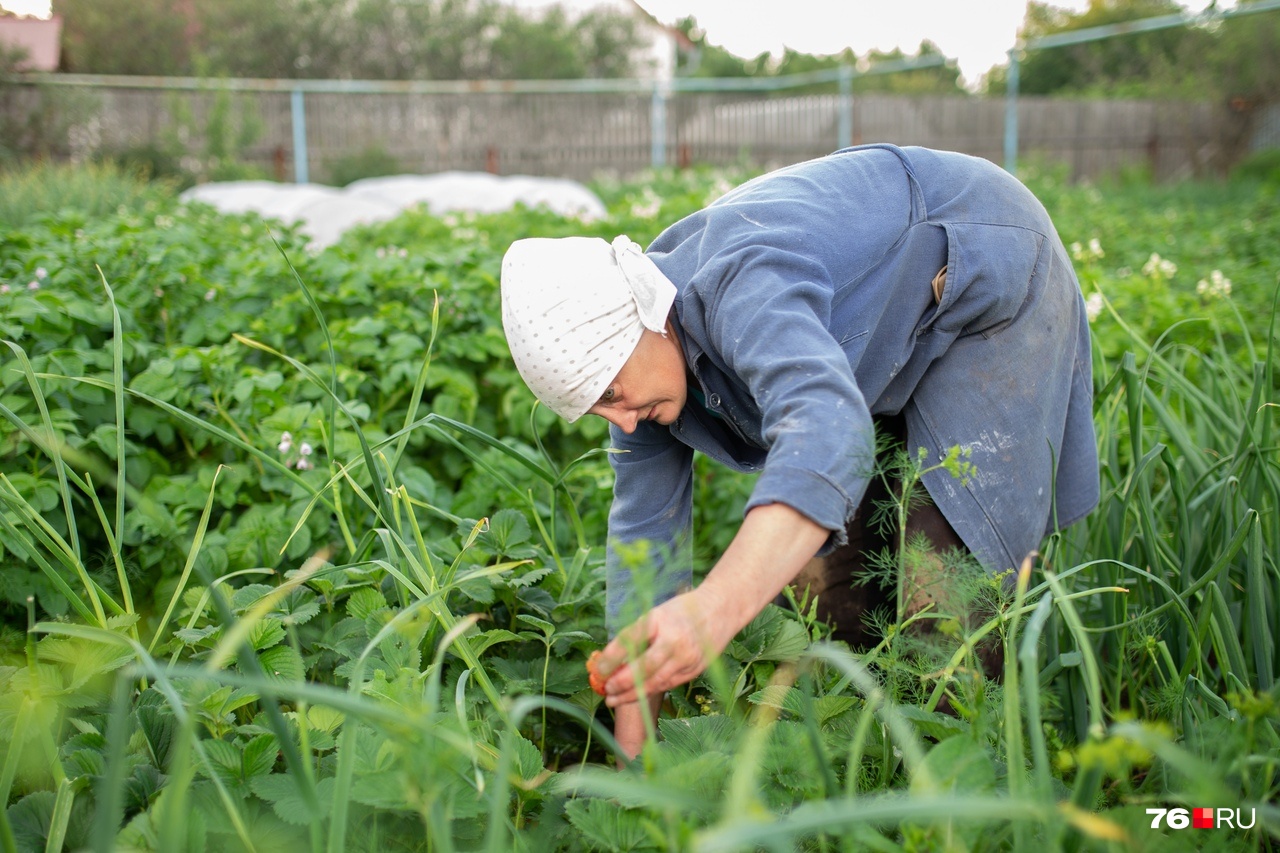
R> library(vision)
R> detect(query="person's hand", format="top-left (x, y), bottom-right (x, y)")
top-left (595, 504), bottom-right (829, 757)
top-left (593, 589), bottom-right (731, 708)
top-left (612, 695), bottom-right (662, 761)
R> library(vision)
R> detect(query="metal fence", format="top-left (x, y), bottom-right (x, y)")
top-left (999, 0), bottom-right (1280, 175)
top-left (3, 72), bottom-right (1255, 185)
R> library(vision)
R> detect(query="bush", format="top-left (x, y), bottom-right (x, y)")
top-left (0, 160), bottom-right (175, 229)
top-left (103, 143), bottom-right (189, 186)
top-left (1231, 146), bottom-right (1280, 185)
top-left (326, 144), bottom-right (406, 187)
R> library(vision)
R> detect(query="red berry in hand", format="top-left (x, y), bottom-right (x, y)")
top-left (586, 650), bottom-right (607, 696)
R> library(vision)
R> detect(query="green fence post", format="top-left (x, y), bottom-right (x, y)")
top-left (1003, 47), bottom-right (1020, 176)
top-left (650, 83), bottom-right (667, 169)
top-left (838, 64), bottom-right (853, 150)
top-left (291, 86), bottom-right (310, 184)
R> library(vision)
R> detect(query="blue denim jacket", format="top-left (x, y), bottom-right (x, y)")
top-left (604, 144), bottom-right (1099, 632)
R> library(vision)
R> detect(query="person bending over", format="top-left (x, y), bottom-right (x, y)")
top-left (499, 144), bottom-right (1100, 758)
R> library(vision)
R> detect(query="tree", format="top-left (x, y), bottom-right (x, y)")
top-left (982, 0), bottom-right (1280, 103)
top-left (51, 0), bottom-right (649, 80)
top-left (1016, 0), bottom-right (1209, 97)
top-left (575, 6), bottom-right (646, 79)
top-left (55, 0), bottom-right (193, 76)
top-left (673, 15), bottom-right (767, 79)
top-left (673, 16), bottom-right (964, 96)
top-left (774, 41), bottom-right (964, 95)
top-left (196, 0), bottom-right (313, 79)
top-left (483, 4), bottom-right (642, 79)
top-left (1203, 1), bottom-right (1280, 108)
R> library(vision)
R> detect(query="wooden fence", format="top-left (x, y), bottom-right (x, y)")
top-left (4, 77), bottom-right (1253, 184)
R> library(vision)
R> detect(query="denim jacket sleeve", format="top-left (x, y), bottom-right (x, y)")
top-left (696, 244), bottom-right (876, 540)
top-left (604, 420), bottom-right (694, 634)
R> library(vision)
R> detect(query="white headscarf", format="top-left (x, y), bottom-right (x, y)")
top-left (501, 235), bottom-right (677, 422)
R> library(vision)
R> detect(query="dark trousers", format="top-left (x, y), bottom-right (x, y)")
top-left (790, 413), bottom-right (969, 649)
top-left (794, 414), bottom-right (1006, 685)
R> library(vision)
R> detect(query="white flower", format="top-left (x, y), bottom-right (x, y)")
top-left (1070, 238), bottom-right (1103, 263)
top-left (295, 457), bottom-right (313, 471)
top-left (1196, 270), bottom-right (1232, 299)
top-left (1085, 292), bottom-right (1104, 323)
top-left (0, 284), bottom-right (9, 294)
top-left (205, 289), bottom-right (216, 301)
top-left (27, 281), bottom-right (39, 290)
top-left (299, 442), bottom-right (313, 457)
top-left (629, 188), bottom-right (662, 220)
top-left (35, 267), bottom-right (47, 279)
top-left (278, 432), bottom-right (293, 453)
top-left (1141, 253), bottom-right (1177, 279)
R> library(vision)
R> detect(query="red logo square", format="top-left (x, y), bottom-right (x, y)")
top-left (1193, 808), bottom-right (1215, 829)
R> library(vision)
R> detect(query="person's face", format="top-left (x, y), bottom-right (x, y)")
top-left (586, 325), bottom-right (687, 434)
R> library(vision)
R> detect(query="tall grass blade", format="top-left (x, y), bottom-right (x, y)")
top-left (1245, 517), bottom-right (1273, 691)
top-left (196, 567), bottom-right (323, 822)
top-left (0, 506), bottom-right (99, 625)
top-left (270, 232), bottom-right (345, 487)
top-left (147, 465), bottom-right (225, 655)
top-left (1003, 559), bottom-right (1032, 852)
top-left (97, 269), bottom-right (129, 601)
top-left (694, 794), bottom-right (1051, 852)
top-left (0, 698), bottom-right (34, 811)
top-left (0, 475), bottom-right (108, 625)
top-left (390, 292), bottom-right (441, 473)
top-left (46, 374), bottom-right (339, 546)
top-left (234, 332), bottom-right (391, 521)
top-left (1020, 593), bottom-right (1058, 801)
top-left (155, 720), bottom-right (199, 853)
top-left (42, 778), bottom-right (75, 853)
top-left (90, 675), bottom-right (133, 853)
top-left (1204, 582), bottom-right (1251, 688)
top-left (34, 625), bottom-right (264, 852)
top-left (2, 342), bottom-right (80, 565)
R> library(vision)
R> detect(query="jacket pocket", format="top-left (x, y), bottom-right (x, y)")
top-left (934, 222), bottom-right (1046, 337)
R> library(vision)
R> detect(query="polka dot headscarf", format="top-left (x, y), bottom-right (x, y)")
top-left (501, 235), bottom-right (676, 422)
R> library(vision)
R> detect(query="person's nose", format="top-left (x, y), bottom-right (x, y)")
top-left (597, 408), bottom-right (640, 434)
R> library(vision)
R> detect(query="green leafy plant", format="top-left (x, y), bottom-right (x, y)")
top-left (0, 162), bottom-right (1277, 851)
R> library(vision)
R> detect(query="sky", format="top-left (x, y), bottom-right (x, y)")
top-left (1, 0), bottom-right (1232, 86)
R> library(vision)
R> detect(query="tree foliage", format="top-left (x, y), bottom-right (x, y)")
top-left (55, 0), bottom-right (192, 76)
top-left (984, 0), bottom-right (1280, 104)
top-left (51, 0), bottom-right (646, 80)
top-left (673, 17), bottom-right (964, 95)
top-left (781, 42), bottom-right (963, 95)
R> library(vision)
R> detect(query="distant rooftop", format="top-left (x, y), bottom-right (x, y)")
top-left (0, 13), bottom-right (61, 71)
